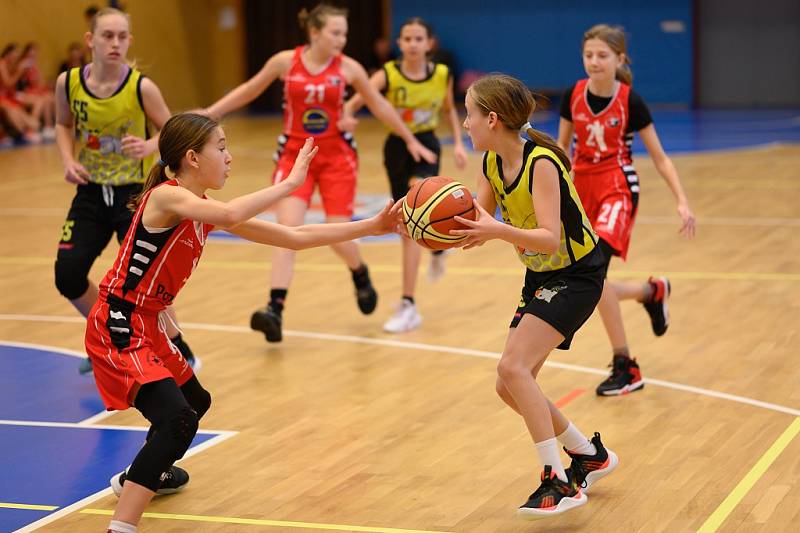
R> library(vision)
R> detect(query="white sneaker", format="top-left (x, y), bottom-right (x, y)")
top-left (41, 127), bottom-right (56, 141)
top-left (383, 300), bottom-right (422, 333)
top-left (427, 251), bottom-right (449, 283)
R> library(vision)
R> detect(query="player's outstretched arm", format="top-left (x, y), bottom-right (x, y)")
top-left (149, 138), bottom-right (317, 228)
top-left (228, 200), bottom-right (402, 250)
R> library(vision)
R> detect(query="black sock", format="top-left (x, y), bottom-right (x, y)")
top-left (402, 296), bottom-right (415, 305)
top-left (170, 334), bottom-right (195, 362)
top-left (351, 264), bottom-right (371, 289)
top-left (613, 348), bottom-right (630, 360)
top-left (269, 289), bottom-right (287, 314)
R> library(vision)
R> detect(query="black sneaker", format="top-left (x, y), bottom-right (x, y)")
top-left (78, 357), bottom-right (93, 375)
top-left (250, 305), bottom-right (282, 343)
top-left (517, 465), bottom-right (587, 520)
top-left (352, 266), bottom-right (378, 315)
top-left (596, 355), bottom-right (644, 396)
top-left (111, 465), bottom-right (190, 496)
top-left (565, 432), bottom-right (619, 493)
top-left (643, 276), bottom-right (670, 336)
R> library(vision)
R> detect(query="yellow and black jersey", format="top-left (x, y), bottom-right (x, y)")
top-left (66, 66), bottom-right (152, 186)
top-left (483, 141), bottom-right (597, 272)
top-left (383, 60), bottom-right (449, 134)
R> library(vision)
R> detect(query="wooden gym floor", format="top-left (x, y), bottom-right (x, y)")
top-left (1, 115), bottom-right (799, 532)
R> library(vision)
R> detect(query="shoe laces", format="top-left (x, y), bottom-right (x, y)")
top-left (528, 475), bottom-right (556, 500)
top-left (566, 463), bottom-right (588, 489)
top-left (607, 356), bottom-right (631, 377)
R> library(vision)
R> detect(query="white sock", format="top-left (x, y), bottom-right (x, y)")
top-left (108, 520), bottom-right (137, 533)
top-left (535, 437), bottom-right (567, 482)
top-left (556, 423), bottom-right (597, 456)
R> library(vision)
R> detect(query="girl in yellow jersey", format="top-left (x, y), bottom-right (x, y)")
top-left (451, 74), bottom-right (618, 519)
top-left (344, 18), bottom-right (467, 333)
top-left (54, 8), bottom-right (200, 375)
top-left (52, 9), bottom-right (203, 503)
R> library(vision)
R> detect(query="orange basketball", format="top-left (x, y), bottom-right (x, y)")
top-left (402, 176), bottom-right (476, 250)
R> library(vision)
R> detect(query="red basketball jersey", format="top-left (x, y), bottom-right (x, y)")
top-left (99, 180), bottom-right (211, 313)
top-left (282, 46), bottom-right (346, 140)
top-left (569, 79), bottom-right (633, 173)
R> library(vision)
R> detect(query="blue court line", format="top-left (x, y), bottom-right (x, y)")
top-left (0, 342), bottom-right (237, 532)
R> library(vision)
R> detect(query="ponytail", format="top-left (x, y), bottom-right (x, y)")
top-left (128, 161), bottom-right (168, 211)
top-left (525, 126), bottom-right (572, 173)
top-left (616, 60), bottom-right (633, 85)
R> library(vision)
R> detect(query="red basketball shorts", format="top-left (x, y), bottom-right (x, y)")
top-left (85, 298), bottom-right (194, 411)
top-left (573, 165), bottom-right (639, 260)
top-left (272, 135), bottom-right (358, 218)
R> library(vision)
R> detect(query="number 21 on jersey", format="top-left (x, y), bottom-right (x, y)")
top-left (304, 83), bottom-right (325, 104)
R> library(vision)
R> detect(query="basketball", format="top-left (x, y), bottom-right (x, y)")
top-left (402, 176), bottom-right (476, 250)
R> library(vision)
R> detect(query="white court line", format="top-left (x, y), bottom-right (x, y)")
top-left (1, 338), bottom-right (238, 532)
top-left (13, 430), bottom-right (238, 533)
top-left (2, 314), bottom-right (799, 417)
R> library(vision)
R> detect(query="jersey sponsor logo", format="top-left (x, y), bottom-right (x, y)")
top-left (301, 108), bottom-right (330, 134)
top-left (516, 245), bottom-right (541, 258)
top-left (180, 237), bottom-right (194, 250)
top-left (606, 116), bottom-right (620, 128)
top-left (534, 282), bottom-right (567, 303)
top-left (109, 310), bottom-right (126, 320)
top-left (286, 74), bottom-right (307, 83)
top-left (326, 75), bottom-right (342, 87)
top-left (574, 112), bottom-right (589, 122)
top-left (155, 283), bottom-right (176, 305)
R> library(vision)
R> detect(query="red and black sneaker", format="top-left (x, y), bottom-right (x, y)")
top-left (565, 432), bottom-right (619, 493)
top-left (517, 465), bottom-right (587, 520)
top-left (643, 276), bottom-right (671, 336)
top-left (596, 355), bottom-right (644, 396)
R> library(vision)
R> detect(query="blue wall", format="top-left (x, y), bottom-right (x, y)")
top-left (391, 0), bottom-right (692, 106)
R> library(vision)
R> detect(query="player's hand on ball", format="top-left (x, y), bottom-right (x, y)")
top-left (371, 199), bottom-right (404, 235)
top-left (285, 137), bottom-right (319, 190)
top-left (451, 203), bottom-right (500, 249)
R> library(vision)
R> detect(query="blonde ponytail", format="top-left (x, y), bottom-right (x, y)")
top-left (526, 127), bottom-right (572, 173)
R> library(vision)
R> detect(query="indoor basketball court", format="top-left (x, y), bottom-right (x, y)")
top-left (1, 1), bottom-right (799, 532)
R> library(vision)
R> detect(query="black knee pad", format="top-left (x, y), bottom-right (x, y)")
top-left (180, 376), bottom-right (212, 420)
top-left (192, 389), bottom-right (211, 420)
top-left (54, 257), bottom-right (91, 300)
top-left (166, 406), bottom-right (199, 458)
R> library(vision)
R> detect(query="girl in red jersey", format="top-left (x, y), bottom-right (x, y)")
top-left (205, 4), bottom-right (436, 344)
top-left (92, 112), bottom-right (401, 533)
top-left (557, 25), bottom-right (696, 396)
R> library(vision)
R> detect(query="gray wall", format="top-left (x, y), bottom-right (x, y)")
top-left (698, 0), bottom-right (800, 107)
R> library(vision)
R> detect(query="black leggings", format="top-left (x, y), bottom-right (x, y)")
top-left (126, 376), bottom-right (211, 491)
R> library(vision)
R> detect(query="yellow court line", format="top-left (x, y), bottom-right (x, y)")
top-left (0, 502), bottom-right (59, 511)
top-left (1, 256), bottom-right (800, 282)
top-left (80, 508), bottom-right (452, 533)
top-left (698, 417), bottom-right (800, 532)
